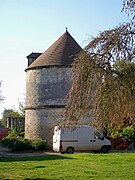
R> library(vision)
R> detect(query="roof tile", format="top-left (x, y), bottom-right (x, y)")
top-left (27, 31), bottom-right (82, 70)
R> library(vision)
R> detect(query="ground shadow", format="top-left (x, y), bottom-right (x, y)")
top-left (24, 179), bottom-right (46, 180)
top-left (24, 178), bottom-right (57, 180)
top-left (0, 154), bottom-right (73, 162)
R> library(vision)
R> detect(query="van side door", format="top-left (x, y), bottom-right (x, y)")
top-left (77, 127), bottom-right (95, 151)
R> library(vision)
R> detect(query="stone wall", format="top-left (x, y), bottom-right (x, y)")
top-left (26, 67), bottom-right (72, 107)
top-left (25, 108), bottom-right (64, 147)
top-left (25, 66), bottom-right (72, 146)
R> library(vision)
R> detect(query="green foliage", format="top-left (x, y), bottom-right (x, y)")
top-left (120, 126), bottom-right (135, 139)
top-left (1, 109), bottom-right (20, 126)
top-left (18, 101), bottom-right (25, 118)
top-left (2, 109), bottom-right (20, 119)
top-left (1, 131), bottom-right (31, 151)
top-left (110, 126), bottom-right (135, 140)
top-left (1, 130), bottom-right (47, 151)
top-left (110, 129), bottom-right (119, 138)
top-left (2, 136), bottom-right (30, 151)
top-left (17, 131), bottom-right (25, 138)
top-left (1, 100), bottom-right (25, 126)
top-left (31, 139), bottom-right (46, 151)
top-left (6, 129), bottom-right (18, 137)
top-left (3, 129), bottom-right (24, 138)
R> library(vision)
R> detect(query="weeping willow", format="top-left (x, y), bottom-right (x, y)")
top-left (64, 0), bottom-right (135, 131)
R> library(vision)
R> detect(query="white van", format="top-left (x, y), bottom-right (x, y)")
top-left (53, 125), bottom-right (111, 154)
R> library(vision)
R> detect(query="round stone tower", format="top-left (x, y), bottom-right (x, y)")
top-left (25, 30), bottom-right (82, 146)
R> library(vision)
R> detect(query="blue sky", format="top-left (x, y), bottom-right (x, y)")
top-left (0, 0), bottom-right (129, 117)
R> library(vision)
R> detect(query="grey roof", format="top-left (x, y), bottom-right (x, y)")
top-left (27, 53), bottom-right (42, 59)
top-left (26, 31), bottom-right (82, 70)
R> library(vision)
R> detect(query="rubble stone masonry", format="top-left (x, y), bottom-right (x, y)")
top-left (25, 67), bottom-right (72, 146)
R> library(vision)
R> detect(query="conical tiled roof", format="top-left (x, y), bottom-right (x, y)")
top-left (26, 31), bottom-right (82, 70)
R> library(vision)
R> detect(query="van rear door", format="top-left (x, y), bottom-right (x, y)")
top-left (53, 126), bottom-right (61, 152)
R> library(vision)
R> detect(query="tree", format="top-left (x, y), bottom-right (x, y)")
top-left (0, 81), bottom-right (4, 102)
top-left (0, 81), bottom-right (4, 126)
top-left (1, 108), bottom-right (19, 126)
top-left (64, 0), bottom-right (135, 133)
top-left (1, 100), bottom-right (25, 127)
top-left (92, 60), bottom-right (135, 131)
top-left (18, 100), bottom-right (25, 118)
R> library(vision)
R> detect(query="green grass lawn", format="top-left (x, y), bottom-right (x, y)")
top-left (0, 153), bottom-right (135, 180)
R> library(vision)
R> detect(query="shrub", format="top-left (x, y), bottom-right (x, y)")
top-left (110, 129), bottom-right (119, 138)
top-left (2, 136), bottom-right (31, 151)
top-left (8, 137), bottom-right (24, 151)
top-left (31, 139), bottom-right (46, 151)
top-left (18, 132), bottom-right (25, 138)
top-left (2, 130), bottom-right (47, 151)
top-left (120, 126), bottom-right (135, 140)
top-left (1, 137), bottom-right (10, 147)
top-left (2, 135), bottom-right (47, 151)
top-left (110, 126), bottom-right (135, 140)
top-left (6, 129), bottom-right (18, 138)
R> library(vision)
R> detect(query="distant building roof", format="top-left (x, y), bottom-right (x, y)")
top-left (26, 30), bottom-right (82, 70)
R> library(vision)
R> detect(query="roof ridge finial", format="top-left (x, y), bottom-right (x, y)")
top-left (65, 27), bottom-right (68, 32)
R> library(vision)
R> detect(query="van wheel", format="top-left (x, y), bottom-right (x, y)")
top-left (66, 147), bottom-right (74, 154)
top-left (101, 146), bottom-right (108, 153)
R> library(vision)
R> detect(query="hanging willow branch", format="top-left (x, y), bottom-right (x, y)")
top-left (85, 23), bottom-right (134, 63)
top-left (64, 0), bottom-right (135, 130)
top-left (122, 0), bottom-right (135, 20)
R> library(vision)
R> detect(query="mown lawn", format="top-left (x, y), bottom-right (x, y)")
top-left (0, 153), bottom-right (135, 180)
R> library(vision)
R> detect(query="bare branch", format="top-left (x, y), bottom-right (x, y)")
top-left (122, 0), bottom-right (135, 20)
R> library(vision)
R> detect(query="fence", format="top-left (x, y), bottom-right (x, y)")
top-left (6, 117), bottom-right (25, 132)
